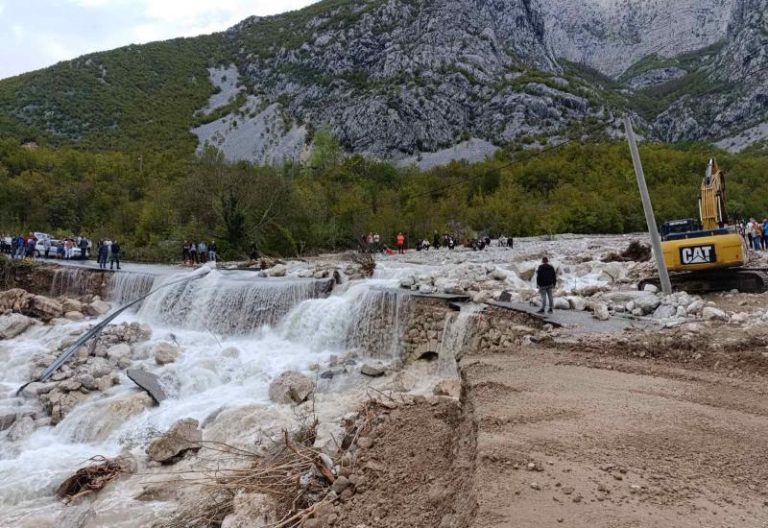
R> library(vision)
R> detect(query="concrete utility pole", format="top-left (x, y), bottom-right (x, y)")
top-left (624, 116), bottom-right (672, 295)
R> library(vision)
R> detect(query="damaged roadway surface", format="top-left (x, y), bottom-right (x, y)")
top-left (462, 345), bottom-right (768, 527)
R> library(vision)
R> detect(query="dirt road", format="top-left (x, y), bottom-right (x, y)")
top-left (463, 346), bottom-right (768, 528)
top-left (336, 337), bottom-right (768, 528)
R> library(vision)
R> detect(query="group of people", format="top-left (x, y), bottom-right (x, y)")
top-left (95, 240), bottom-right (121, 270)
top-left (182, 240), bottom-right (217, 265)
top-left (739, 218), bottom-right (768, 251)
top-left (0, 233), bottom-right (90, 260)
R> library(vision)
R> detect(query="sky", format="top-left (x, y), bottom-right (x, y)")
top-left (0, 0), bottom-right (319, 80)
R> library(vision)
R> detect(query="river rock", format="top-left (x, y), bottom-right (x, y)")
top-left (592, 302), bottom-right (610, 321)
top-left (61, 298), bottom-right (84, 313)
top-left (127, 368), bottom-right (167, 403)
top-left (153, 342), bottom-right (180, 365)
top-left (361, 363), bottom-right (386, 377)
top-left (7, 415), bottom-right (35, 441)
top-left (554, 297), bottom-right (571, 310)
top-left (64, 311), bottom-right (85, 321)
top-left (602, 291), bottom-right (660, 314)
top-left (146, 418), bottom-right (203, 463)
top-left (566, 296), bottom-right (587, 311)
top-left (703, 306), bottom-right (728, 321)
top-left (653, 304), bottom-right (677, 320)
top-left (268, 264), bottom-right (287, 277)
top-left (30, 295), bottom-right (64, 320)
top-left (0, 313), bottom-right (35, 339)
top-left (107, 343), bottom-right (132, 362)
top-left (687, 300), bottom-right (705, 315)
top-left (489, 268), bottom-right (507, 281)
top-left (0, 410), bottom-right (18, 431)
top-left (87, 300), bottom-right (111, 316)
top-left (268, 371), bottom-right (315, 404)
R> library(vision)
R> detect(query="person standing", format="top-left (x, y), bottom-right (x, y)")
top-left (98, 241), bottom-right (109, 269)
top-left (198, 240), bottom-right (207, 263)
top-left (209, 241), bottom-right (217, 262)
top-left (396, 232), bottom-right (405, 254)
top-left (110, 240), bottom-right (121, 270)
top-left (79, 236), bottom-right (89, 260)
top-left (373, 233), bottom-right (380, 252)
top-left (535, 257), bottom-right (557, 314)
top-left (43, 237), bottom-right (51, 259)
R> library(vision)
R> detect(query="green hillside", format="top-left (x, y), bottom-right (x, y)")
top-left (0, 35), bottom-right (221, 157)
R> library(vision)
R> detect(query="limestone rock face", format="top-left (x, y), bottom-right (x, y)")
top-left (147, 418), bottom-right (203, 463)
top-left (268, 371), bottom-right (315, 404)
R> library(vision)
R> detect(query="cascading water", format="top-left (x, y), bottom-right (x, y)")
top-left (107, 271), bottom-right (157, 306)
top-left (137, 270), bottom-right (334, 334)
top-left (279, 283), bottom-right (412, 359)
top-left (0, 266), bottom-right (422, 526)
top-left (49, 267), bottom-right (101, 298)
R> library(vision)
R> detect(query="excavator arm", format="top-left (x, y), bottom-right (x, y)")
top-left (698, 159), bottom-right (727, 230)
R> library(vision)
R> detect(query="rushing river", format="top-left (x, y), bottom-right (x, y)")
top-left (0, 263), bottom-right (446, 527)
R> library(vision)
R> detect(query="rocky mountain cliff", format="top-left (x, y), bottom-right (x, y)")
top-left (0, 0), bottom-right (766, 165)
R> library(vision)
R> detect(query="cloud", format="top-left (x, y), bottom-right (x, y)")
top-left (0, 0), bottom-right (320, 79)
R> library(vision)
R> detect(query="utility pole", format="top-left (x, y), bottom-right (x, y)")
top-left (624, 116), bottom-right (672, 295)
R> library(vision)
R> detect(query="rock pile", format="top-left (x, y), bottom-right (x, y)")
top-left (21, 321), bottom-right (152, 426)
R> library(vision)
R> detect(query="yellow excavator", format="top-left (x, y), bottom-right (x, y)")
top-left (639, 159), bottom-right (768, 293)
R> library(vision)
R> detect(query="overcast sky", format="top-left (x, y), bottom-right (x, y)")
top-left (0, 0), bottom-right (319, 80)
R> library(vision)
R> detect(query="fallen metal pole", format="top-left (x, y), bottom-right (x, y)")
top-left (16, 267), bottom-right (212, 396)
top-left (624, 116), bottom-right (672, 294)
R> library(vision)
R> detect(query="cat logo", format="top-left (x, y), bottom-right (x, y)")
top-left (680, 245), bottom-right (716, 265)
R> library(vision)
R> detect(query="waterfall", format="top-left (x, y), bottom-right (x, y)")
top-left (137, 270), bottom-right (334, 334)
top-left (49, 268), bottom-right (101, 298)
top-left (107, 271), bottom-right (157, 305)
top-left (279, 284), bottom-right (412, 359)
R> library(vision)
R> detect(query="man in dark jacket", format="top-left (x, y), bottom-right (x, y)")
top-left (535, 257), bottom-right (556, 314)
top-left (110, 241), bottom-right (121, 270)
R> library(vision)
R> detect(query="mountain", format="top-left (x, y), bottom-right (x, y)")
top-left (0, 0), bottom-right (766, 165)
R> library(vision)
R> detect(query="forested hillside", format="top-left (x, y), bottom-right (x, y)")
top-left (2, 136), bottom-right (768, 260)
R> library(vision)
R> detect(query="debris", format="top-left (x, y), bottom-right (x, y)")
top-left (55, 456), bottom-right (127, 504)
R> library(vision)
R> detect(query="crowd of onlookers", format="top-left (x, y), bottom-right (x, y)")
top-left (1, 232), bottom-right (90, 260)
top-left (738, 218), bottom-right (768, 251)
top-left (182, 240), bottom-right (217, 265)
top-left (360, 232), bottom-right (513, 254)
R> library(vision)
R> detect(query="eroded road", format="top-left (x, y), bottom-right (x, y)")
top-left (463, 347), bottom-right (768, 528)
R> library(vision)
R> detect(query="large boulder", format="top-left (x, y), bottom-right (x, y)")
top-left (61, 299), bottom-right (84, 313)
top-left (30, 295), bottom-right (64, 320)
top-left (591, 302), bottom-right (610, 321)
top-left (602, 291), bottom-right (660, 314)
top-left (86, 300), bottom-right (111, 316)
top-left (268, 371), bottom-right (315, 404)
top-left (0, 313), bottom-right (36, 339)
top-left (268, 264), bottom-right (287, 277)
top-left (703, 306), bottom-right (728, 321)
top-left (153, 342), bottom-right (180, 365)
top-left (127, 368), bottom-right (167, 404)
top-left (147, 418), bottom-right (202, 463)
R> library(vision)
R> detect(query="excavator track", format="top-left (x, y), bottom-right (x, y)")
top-left (638, 268), bottom-right (768, 294)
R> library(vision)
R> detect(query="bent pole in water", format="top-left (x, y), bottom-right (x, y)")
top-left (16, 265), bottom-right (213, 396)
top-left (624, 116), bottom-right (672, 295)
